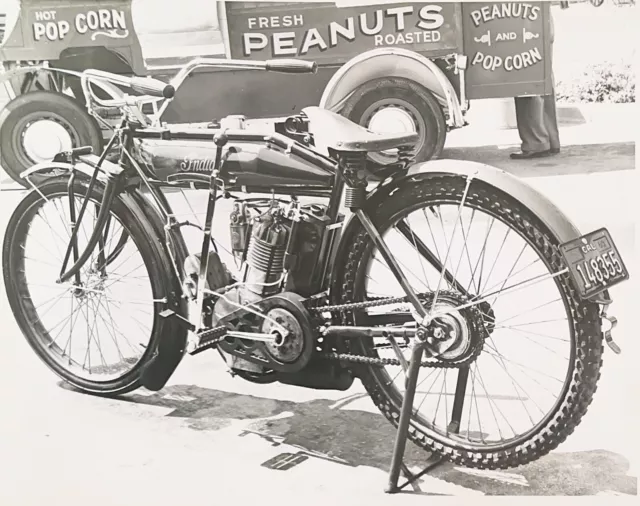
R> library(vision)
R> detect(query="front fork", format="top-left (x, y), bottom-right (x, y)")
top-left (57, 137), bottom-right (122, 285)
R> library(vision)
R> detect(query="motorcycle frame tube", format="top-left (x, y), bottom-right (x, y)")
top-left (118, 124), bottom-right (345, 301)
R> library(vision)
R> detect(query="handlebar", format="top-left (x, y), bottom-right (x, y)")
top-left (81, 57), bottom-right (318, 124)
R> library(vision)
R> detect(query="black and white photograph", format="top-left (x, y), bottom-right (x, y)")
top-left (0, 0), bottom-right (636, 502)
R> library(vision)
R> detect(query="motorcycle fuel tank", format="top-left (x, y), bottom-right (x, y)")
top-left (137, 139), bottom-right (334, 189)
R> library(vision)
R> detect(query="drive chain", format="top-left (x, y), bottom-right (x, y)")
top-left (207, 291), bottom-right (489, 369)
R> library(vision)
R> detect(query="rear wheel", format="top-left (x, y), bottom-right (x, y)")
top-left (335, 175), bottom-right (604, 468)
top-left (3, 176), bottom-right (184, 395)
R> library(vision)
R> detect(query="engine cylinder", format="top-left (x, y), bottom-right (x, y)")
top-left (243, 213), bottom-right (289, 296)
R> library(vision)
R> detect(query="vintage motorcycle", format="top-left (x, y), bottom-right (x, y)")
top-left (2, 56), bottom-right (629, 491)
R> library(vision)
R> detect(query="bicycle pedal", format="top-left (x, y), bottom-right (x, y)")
top-left (190, 326), bottom-right (228, 356)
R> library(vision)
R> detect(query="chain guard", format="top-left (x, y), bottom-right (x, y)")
top-left (217, 292), bottom-right (315, 374)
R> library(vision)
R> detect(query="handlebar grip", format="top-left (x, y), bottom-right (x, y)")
top-left (72, 146), bottom-right (94, 157)
top-left (84, 69), bottom-right (175, 99)
top-left (129, 76), bottom-right (175, 99)
top-left (265, 59), bottom-right (318, 74)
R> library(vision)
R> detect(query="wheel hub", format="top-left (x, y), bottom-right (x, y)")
top-left (419, 292), bottom-right (491, 365)
top-left (22, 119), bottom-right (74, 162)
top-left (425, 301), bottom-right (471, 360)
top-left (361, 99), bottom-right (424, 163)
top-left (367, 106), bottom-right (417, 136)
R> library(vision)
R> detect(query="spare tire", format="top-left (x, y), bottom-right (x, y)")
top-left (340, 77), bottom-right (447, 166)
top-left (0, 91), bottom-right (103, 187)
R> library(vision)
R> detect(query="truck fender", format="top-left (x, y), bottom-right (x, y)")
top-left (0, 65), bottom-right (81, 85)
top-left (330, 159), bottom-right (605, 301)
top-left (319, 47), bottom-right (464, 129)
top-left (0, 65), bottom-right (124, 103)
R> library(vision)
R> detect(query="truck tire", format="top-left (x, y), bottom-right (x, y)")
top-left (340, 77), bottom-right (447, 165)
top-left (0, 91), bottom-right (103, 187)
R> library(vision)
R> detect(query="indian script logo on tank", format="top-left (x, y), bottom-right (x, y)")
top-left (468, 2), bottom-right (544, 72)
top-left (30, 8), bottom-right (129, 42)
top-left (226, 2), bottom-right (459, 62)
top-left (180, 156), bottom-right (216, 173)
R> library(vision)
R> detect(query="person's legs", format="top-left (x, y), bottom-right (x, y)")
top-left (543, 46), bottom-right (561, 152)
top-left (513, 95), bottom-right (551, 156)
top-left (543, 90), bottom-right (561, 152)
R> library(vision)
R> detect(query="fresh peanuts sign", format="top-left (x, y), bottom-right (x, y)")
top-left (462, 1), bottom-right (552, 99)
top-left (226, 2), bottom-right (460, 63)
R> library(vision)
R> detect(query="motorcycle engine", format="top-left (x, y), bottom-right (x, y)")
top-left (204, 198), bottom-right (342, 374)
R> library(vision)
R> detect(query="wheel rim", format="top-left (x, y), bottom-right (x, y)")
top-left (352, 193), bottom-right (577, 453)
top-left (360, 98), bottom-right (426, 165)
top-left (13, 112), bottom-right (80, 167)
top-left (11, 192), bottom-right (156, 383)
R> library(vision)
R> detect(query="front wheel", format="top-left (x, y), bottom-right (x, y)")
top-left (3, 176), bottom-right (185, 395)
top-left (334, 175), bottom-right (604, 469)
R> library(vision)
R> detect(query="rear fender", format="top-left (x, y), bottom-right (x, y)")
top-left (330, 159), bottom-right (611, 302)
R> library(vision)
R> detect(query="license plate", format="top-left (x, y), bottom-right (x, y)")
top-left (559, 228), bottom-right (629, 300)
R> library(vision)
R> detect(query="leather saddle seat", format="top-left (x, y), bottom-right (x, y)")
top-left (302, 106), bottom-right (419, 153)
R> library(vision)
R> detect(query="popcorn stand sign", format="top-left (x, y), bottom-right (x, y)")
top-left (461, 1), bottom-right (552, 98)
top-left (0, 0), bottom-right (553, 187)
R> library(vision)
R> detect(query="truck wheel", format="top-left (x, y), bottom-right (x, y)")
top-left (0, 91), bottom-right (103, 187)
top-left (340, 77), bottom-right (447, 165)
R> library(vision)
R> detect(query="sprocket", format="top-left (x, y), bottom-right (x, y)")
top-left (312, 290), bottom-right (490, 369)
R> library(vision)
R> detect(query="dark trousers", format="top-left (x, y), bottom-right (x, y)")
top-left (513, 43), bottom-right (560, 152)
top-left (514, 92), bottom-right (560, 152)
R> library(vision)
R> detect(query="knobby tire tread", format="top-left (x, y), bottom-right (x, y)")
top-left (335, 175), bottom-right (603, 469)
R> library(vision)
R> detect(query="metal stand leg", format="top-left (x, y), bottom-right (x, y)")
top-left (385, 342), bottom-right (444, 494)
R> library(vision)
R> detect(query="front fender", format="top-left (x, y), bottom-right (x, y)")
top-left (20, 154), bottom-right (123, 182)
top-left (319, 47), bottom-right (464, 129)
top-left (330, 159), bottom-right (610, 302)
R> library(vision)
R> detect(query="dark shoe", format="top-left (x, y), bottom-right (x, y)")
top-left (550, 148), bottom-right (561, 155)
top-left (510, 150), bottom-right (552, 160)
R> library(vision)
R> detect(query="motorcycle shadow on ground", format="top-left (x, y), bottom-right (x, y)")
top-left (60, 381), bottom-right (637, 497)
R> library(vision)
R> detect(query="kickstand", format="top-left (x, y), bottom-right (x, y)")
top-left (385, 341), bottom-right (445, 494)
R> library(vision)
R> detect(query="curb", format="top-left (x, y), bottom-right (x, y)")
top-left (463, 98), bottom-right (636, 131)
